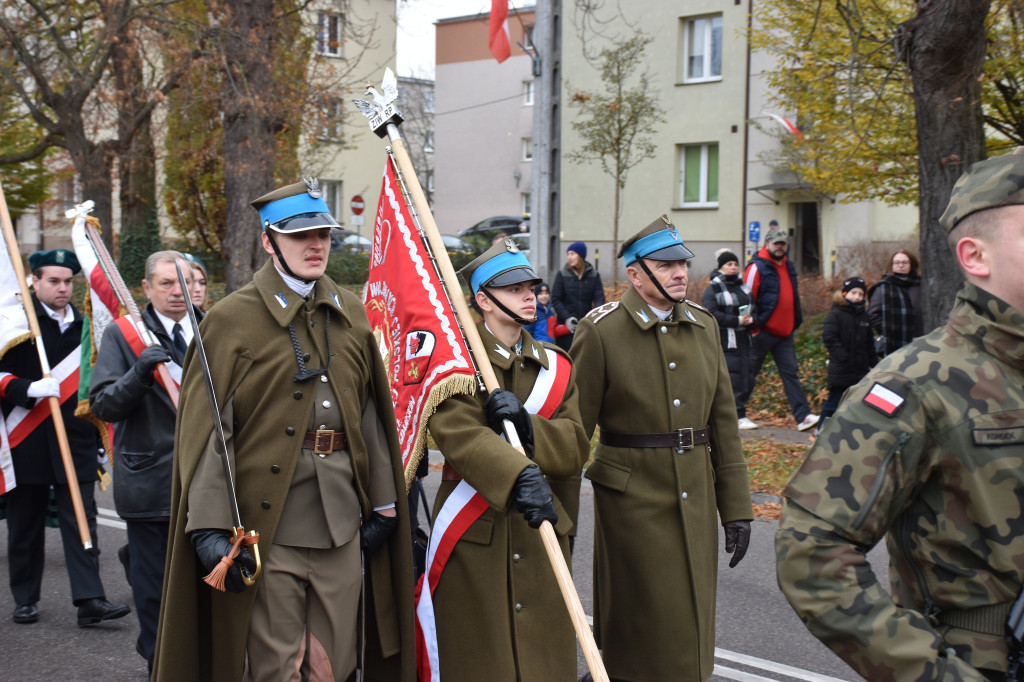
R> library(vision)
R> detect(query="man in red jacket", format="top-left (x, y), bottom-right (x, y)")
top-left (735, 225), bottom-right (819, 432)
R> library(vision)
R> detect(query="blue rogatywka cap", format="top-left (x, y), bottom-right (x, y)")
top-left (250, 177), bottom-right (341, 233)
top-left (460, 237), bottom-right (540, 296)
top-left (618, 215), bottom-right (695, 265)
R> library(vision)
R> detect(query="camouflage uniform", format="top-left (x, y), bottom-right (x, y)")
top-left (776, 282), bottom-right (1024, 681)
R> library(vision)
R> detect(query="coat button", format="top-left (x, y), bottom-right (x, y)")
top-left (322, 400), bottom-right (331, 408)
top-left (668, 362), bottom-right (677, 370)
top-left (513, 553), bottom-right (521, 562)
top-left (514, 603), bottom-right (522, 613)
top-left (660, 326), bottom-right (668, 334)
top-left (303, 353), bottom-right (311, 362)
top-left (320, 375), bottom-right (328, 383)
top-left (673, 399), bottom-right (681, 407)
top-left (271, 465), bottom-right (281, 474)
top-left (261, 501), bottom-right (271, 509)
top-left (681, 492), bottom-right (688, 500)
top-left (293, 391), bottom-right (302, 400)
top-left (286, 426), bottom-right (295, 436)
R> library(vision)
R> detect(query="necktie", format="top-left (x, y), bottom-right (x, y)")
top-left (172, 322), bottom-right (188, 363)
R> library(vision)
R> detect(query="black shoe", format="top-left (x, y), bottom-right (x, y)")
top-left (117, 543), bottom-right (131, 587)
top-left (13, 603), bottom-right (38, 624)
top-left (77, 598), bottom-right (131, 627)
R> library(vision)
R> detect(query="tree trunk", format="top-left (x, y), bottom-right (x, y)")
top-left (219, 0), bottom-right (278, 292)
top-left (65, 130), bottom-right (116, 253)
top-left (112, 22), bottom-right (160, 285)
top-left (612, 178), bottom-right (620, 286)
top-left (899, 0), bottom-right (990, 329)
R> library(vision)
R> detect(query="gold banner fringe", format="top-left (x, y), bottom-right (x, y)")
top-left (402, 373), bottom-right (479, 493)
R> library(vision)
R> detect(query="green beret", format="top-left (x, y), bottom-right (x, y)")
top-left (28, 249), bottom-right (81, 275)
top-left (939, 148), bottom-right (1024, 233)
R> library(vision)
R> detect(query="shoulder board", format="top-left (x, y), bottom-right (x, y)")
top-left (585, 301), bottom-right (619, 324)
top-left (685, 299), bottom-right (709, 314)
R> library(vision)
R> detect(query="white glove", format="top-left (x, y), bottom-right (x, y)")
top-left (27, 377), bottom-right (60, 399)
top-left (566, 317), bottom-right (579, 333)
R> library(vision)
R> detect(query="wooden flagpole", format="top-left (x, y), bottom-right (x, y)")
top-left (355, 70), bottom-right (609, 682)
top-left (0, 180), bottom-right (93, 550)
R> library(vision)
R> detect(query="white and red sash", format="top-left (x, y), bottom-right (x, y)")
top-left (414, 347), bottom-right (571, 681)
top-left (3, 348), bottom-right (81, 452)
top-left (114, 317), bottom-right (181, 394)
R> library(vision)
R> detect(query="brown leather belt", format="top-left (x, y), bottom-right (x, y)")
top-left (302, 429), bottom-right (348, 454)
top-left (600, 427), bottom-right (711, 451)
top-left (441, 463), bottom-right (462, 482)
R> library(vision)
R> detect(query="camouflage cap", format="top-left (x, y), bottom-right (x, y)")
top-left (938, 148), bottom-right (1024, 233)
top-left (765, 226), bottom-right (788, 244)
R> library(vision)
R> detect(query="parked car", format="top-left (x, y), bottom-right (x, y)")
top-left (441, 234), bottom-right (474, 256)
top-left (457, 215), bottom-right (530, 241)
top-left (330, 230), bottom-right (372, 254)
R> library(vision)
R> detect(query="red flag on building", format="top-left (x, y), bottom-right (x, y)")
top-left (363, 156), bottom-right (478, 486)
top-left (489, 0), bottom-right (511, 63)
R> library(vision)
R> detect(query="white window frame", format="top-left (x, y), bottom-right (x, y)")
top-left (683, 15), bottom-right (722, 83)
top-left (521, 192), bottom-right (532, 216)
top-left (317, 12), bottom-right (343, 57)
top-left (319, 98), bottom-right (343, 141)
top-left (523, 80), bottom-right (534, 106)
top-left (321, 180), bottom-right (341, 217)
top-left (678, 143), bottom-right (719, 208)
top-left (522, 137), bottom-right (533, 161)
top-left (424, 131), bottom-right (434, 153)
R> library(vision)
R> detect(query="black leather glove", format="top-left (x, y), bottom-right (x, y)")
top-left (134, 345), bottom-right (174, 384)
top-left (484, 388), bottom-right (534, 457)
top-left (191, 528), bottom-right (256, 593)
top-left (511, 465), bottom-right (557, 529)
top-left (360, 512), bottom-right (399, 558)
top-left (723, 520), bottom-right (751, 568)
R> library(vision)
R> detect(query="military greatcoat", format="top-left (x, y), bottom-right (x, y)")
top-left (570, 286), bottom-right (753, 681)
top-left (427, 324), bottom-right (589, 682)
top-left (777, 284), bottom-right (1024, 680)
top-left (152, 261), bottom-right (414, 681)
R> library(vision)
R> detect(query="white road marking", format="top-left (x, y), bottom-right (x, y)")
top-left (97, 506), bottom-right (126, 529)
top-left (715, 648), bottom-right (850, 682)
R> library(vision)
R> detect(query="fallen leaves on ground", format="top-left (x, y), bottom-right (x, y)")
top-left (744, 435), bottom-right (808, 499)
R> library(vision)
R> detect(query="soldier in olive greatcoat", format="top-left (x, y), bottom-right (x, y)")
top-left (418, 238), bottom-right (589, 681)
top-left (152, 179), bottom-right (414, 681)
top-left (777, 149), bottom-right (1024, 680)
top-left (570, 215), bottom-right (754, 681)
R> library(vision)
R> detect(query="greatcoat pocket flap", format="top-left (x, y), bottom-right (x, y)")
top-left (584, 458), bottom-right (631, 493)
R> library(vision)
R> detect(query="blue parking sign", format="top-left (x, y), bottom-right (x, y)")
top-left (748, 221), bottom-right (761, 243)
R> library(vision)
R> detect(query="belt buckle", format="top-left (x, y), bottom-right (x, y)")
top-left (314, 429), bottom-right (334, 455)
top-left (675, 427), bottom-right (694, 451)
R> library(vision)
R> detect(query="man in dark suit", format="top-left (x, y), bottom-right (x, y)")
top-left (0, 249), bottom-right (130, 626)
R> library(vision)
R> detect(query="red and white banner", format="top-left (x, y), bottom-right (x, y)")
top-left (489, 0), bottom-right (511, 63)
top-left (363, 156), bottom-right (478, 486)
top-left (414, 348), bottom-right (571, 681)
top-left (1, 230), bottom-right (30, 493)
top-left (71, 215), bottom-right (121, 452)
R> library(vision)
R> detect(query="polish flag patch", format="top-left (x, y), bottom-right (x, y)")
top-left (864, 382), bottom-right (905, 416)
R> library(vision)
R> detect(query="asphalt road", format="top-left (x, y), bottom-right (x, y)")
top-left (0, 438), bottom-right (887, 681)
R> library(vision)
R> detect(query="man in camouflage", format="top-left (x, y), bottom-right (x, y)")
top-left (776, 148), bottom-right (1024, 681)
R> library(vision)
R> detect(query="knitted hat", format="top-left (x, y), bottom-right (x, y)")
top-left (842, 277), bottom-right (867, 294)
top-left (567, 241), bottom-right (587, 260)
top-left (716, 250), bottom-right (739, 269)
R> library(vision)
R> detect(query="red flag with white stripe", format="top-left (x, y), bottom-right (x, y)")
top-left (489, 0), bottom-right (511, 63)
top-left (0, 231), bottom-right (30, 493)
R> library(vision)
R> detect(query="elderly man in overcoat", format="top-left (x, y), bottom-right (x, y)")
top-left (152, 179), bottom-right (414, 681)
top-left (570, 215), bottom-right (754, 681)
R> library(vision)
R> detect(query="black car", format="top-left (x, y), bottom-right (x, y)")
top-left (330, 230), bottom-right (372, 254)
top-left (457, 215), bottom-right (530, 241)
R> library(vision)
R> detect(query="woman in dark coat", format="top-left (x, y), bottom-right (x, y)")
top-left (701, 250), bottom-right (755, 429)
top-left (821, 277), bottom-right (877, 424)
top-left (867, 248), bottom-right (924, 355)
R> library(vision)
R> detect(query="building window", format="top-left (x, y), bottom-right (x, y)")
top-left (679, 143), bottom-right (719, 207)
top-left (523, 80), bottom-right (534, 106)
top-left (424, 131), bottom-right (434, 153)
top-left (521, 192), bottom-right (532, 216)
top-left (319, 98), bottom-right (343, 141)
top-left (522, 138), bottom-right (533, 161)
top-left (424, 90), bottom-right (435, 114)
top-left (681, 15), bottom-right (722, 83)
top-left (426, 170), bottom-right (435, 194)
top-left (317, 12), bottom-right (343, 57)
top-left (321, 180), bottom-right (341, 217)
